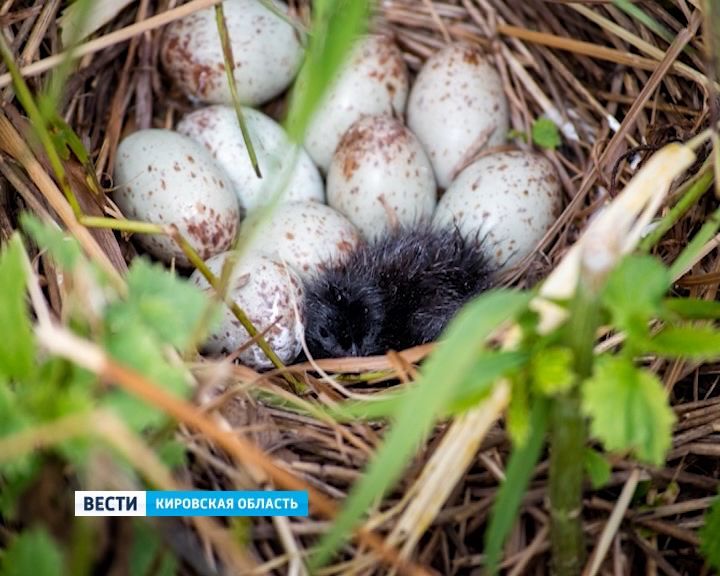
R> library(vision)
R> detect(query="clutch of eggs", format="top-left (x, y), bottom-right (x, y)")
top-left (112, 8), bottom-right (566, 366)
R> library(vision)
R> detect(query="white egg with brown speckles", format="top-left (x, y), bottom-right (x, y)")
top-left (190, 251), bottom-right (304, 369)
top-left (113, 129), bottom-right (240, 267)
top-left (433, 151), bottom-right (561, 268)
top-left (178, 105), bottom-right (323, 212)
top-left (408, 43), bottom-right (509, 188)
top-left (327, 116), bottom-right (436, 239)
top-left (240, 202), bottom-right (360, 277)
top-left (161, 0), bottom-right (302, 106)
top-left (303, 35), bottom-right (409, 172)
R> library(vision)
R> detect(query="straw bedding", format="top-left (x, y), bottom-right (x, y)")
top-left (0, 0), bottom-right (717, 574)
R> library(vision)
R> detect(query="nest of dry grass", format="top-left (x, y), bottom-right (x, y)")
top-left (1, 0), bottom-right (719, 574)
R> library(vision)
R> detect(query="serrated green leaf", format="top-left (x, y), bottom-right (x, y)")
top-left (311, 289), bottom-right (531, 568)
top-left (484, 400), bottom-right (548, 575)
top-left (103, 323), bottom-right (189, 431)
top-left (662, 297), bottom-right (720, 320)
top-left (0, 235), bottom-right (35, 381)
top-left (21, 213), bottom-right (82, 270)
top-left (531, 117), bottom-right (561, 150)
top-left (601, 255), bottom-right (669, 337)
top-left (531, 346), bottom-right (574, 395)
top-left (583, 448), bottom-right (611, 489)
top-left (643, 325), bottom-right (720, 360)
top-left (582, 356), bottom-right (675, 465)
top-left (0, 528), bottom-right (63, 576)
top-left (700, 495), bottom-right (720, 570)
top-left (117, 259), bottom-right (212, 350)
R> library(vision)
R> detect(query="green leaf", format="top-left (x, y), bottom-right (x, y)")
top-left (119, 258), bottom-right (212, 350)
top-left (310, 289), bottom-right (531, 568)
top-left (156, 439), bottom-right (187, 469)
top-left (700, 495), bottom-right (720, 570)
top-left (642, 325), bottom-right (720, 360)
top-left (0, 235), bottom-right (35, 381)
top-left (582, 356), bottom-right (675, 465)
top-left (326, 351), bottom-right (528, 422)
top-left (583, 448), bottom-right (611, 489)
top-left (0, 529), bottom-right (63, 576)
top-left (484, 400), bottom-right (548, 575)
top-left (129, 520), bottom-right (177, 576)
top-left (601, 255), bottom-right (669, 337)
top-left (531, 117), bottom-right (561, 150)
top-left (531, 346), bottom-right (574, 395)
top-left (507, 376), bottom-right (530, 445)
top-left (507, 128), bottom-right (528, 142)
top-left (21, 213), bottom-right (82, 270)
top-left (103, 323), bottom-right (189, 431)
top-left (285, 0), bottom-right (370, 141)
top-left (663, 297), bottom-right (720, 320)
top-left (669, 205), bottom-right (720, 280)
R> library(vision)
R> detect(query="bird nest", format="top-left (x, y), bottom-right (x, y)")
top-left (0, 1), bottom-right (717, 575)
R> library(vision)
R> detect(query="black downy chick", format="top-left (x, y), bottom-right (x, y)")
top-left (303, 226), bottom-right (493, 358)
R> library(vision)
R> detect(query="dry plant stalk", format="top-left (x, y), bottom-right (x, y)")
top-left (382, 143), bottom-right (695, 563)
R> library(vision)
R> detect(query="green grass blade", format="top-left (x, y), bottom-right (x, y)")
top-left (285, 0), bottom-right (371, 142)
top-left (484, 400), bottom-right (549, 575)
top-left (669, 205), bottom-right (720, 280)
top-left (0, 235), bottom-right (35, 381)
top-left (663, 297), bottom-right (720, 320)
top-left (309, 290), bottom-right (531, 568)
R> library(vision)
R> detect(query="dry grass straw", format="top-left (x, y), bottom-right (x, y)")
top-left (1, 0), bottom-right (719, 574)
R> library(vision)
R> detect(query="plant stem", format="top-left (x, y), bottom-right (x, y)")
top-left (549, 389), bottom-right (586, 576)
top-left (550, 282), bottom-right (599, 575)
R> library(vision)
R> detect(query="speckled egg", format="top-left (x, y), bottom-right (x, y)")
top-left (407, 43), bottom-right (509, 189)
top-left (303, 34), bottom-right (409, 172)
top-left (160, 0), bottom-right (302, 106)
top-left (177, 105), bottom-right (324, 212)
top-left (240, 201), bottom-right (360, 276)
top-left (432, 151), bottom-right (561, 268)
top-left (113, 129), bottom-right (240, 266)
top-left (326, 116), bottom-right (436, 239)
top-left (190, 251), bottom-right (304, 369)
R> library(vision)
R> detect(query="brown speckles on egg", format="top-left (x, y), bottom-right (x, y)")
top-left (433, 151), bottom-right (561, 270)
top-left (327, 116), bottom-right (436, 239)
top-left (189, 252), bottom-right (304, 369)
top-left (177, 105), bottom-right (323, 211)
top-left (160, 0), bottom-right (301, 106)
top-left (407, 42), bottom-right (509, 188)
top-left (113, 129), bottom-right (239, 267)
top-left (239, 202), bottom-right (359, 279)
top-left (303, 35), bottom-right (409, 171)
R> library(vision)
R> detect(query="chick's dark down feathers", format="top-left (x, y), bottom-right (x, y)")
top-left (303, 226), bottom-right (493, 358)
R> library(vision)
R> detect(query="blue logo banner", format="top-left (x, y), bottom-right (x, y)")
top-left (146, 490), bottom-right (309, 517)
top-left (75, 490), bottom-right (309, 517)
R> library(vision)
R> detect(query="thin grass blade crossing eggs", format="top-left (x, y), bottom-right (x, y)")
top-left (303, 34), bottom-right (409, 172)
top-left (161, 0), bottom-right (302, 106)
top-left (408, 43), bottom-right (509, 188)
top-left (178, 105), bottom-right (324, 212)
top-left (113, 129), bottom-right (240, 267)
top-left (190, 251), bottom-right (304, 369)
top-left (327, 116), bottom-right (436, 239)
